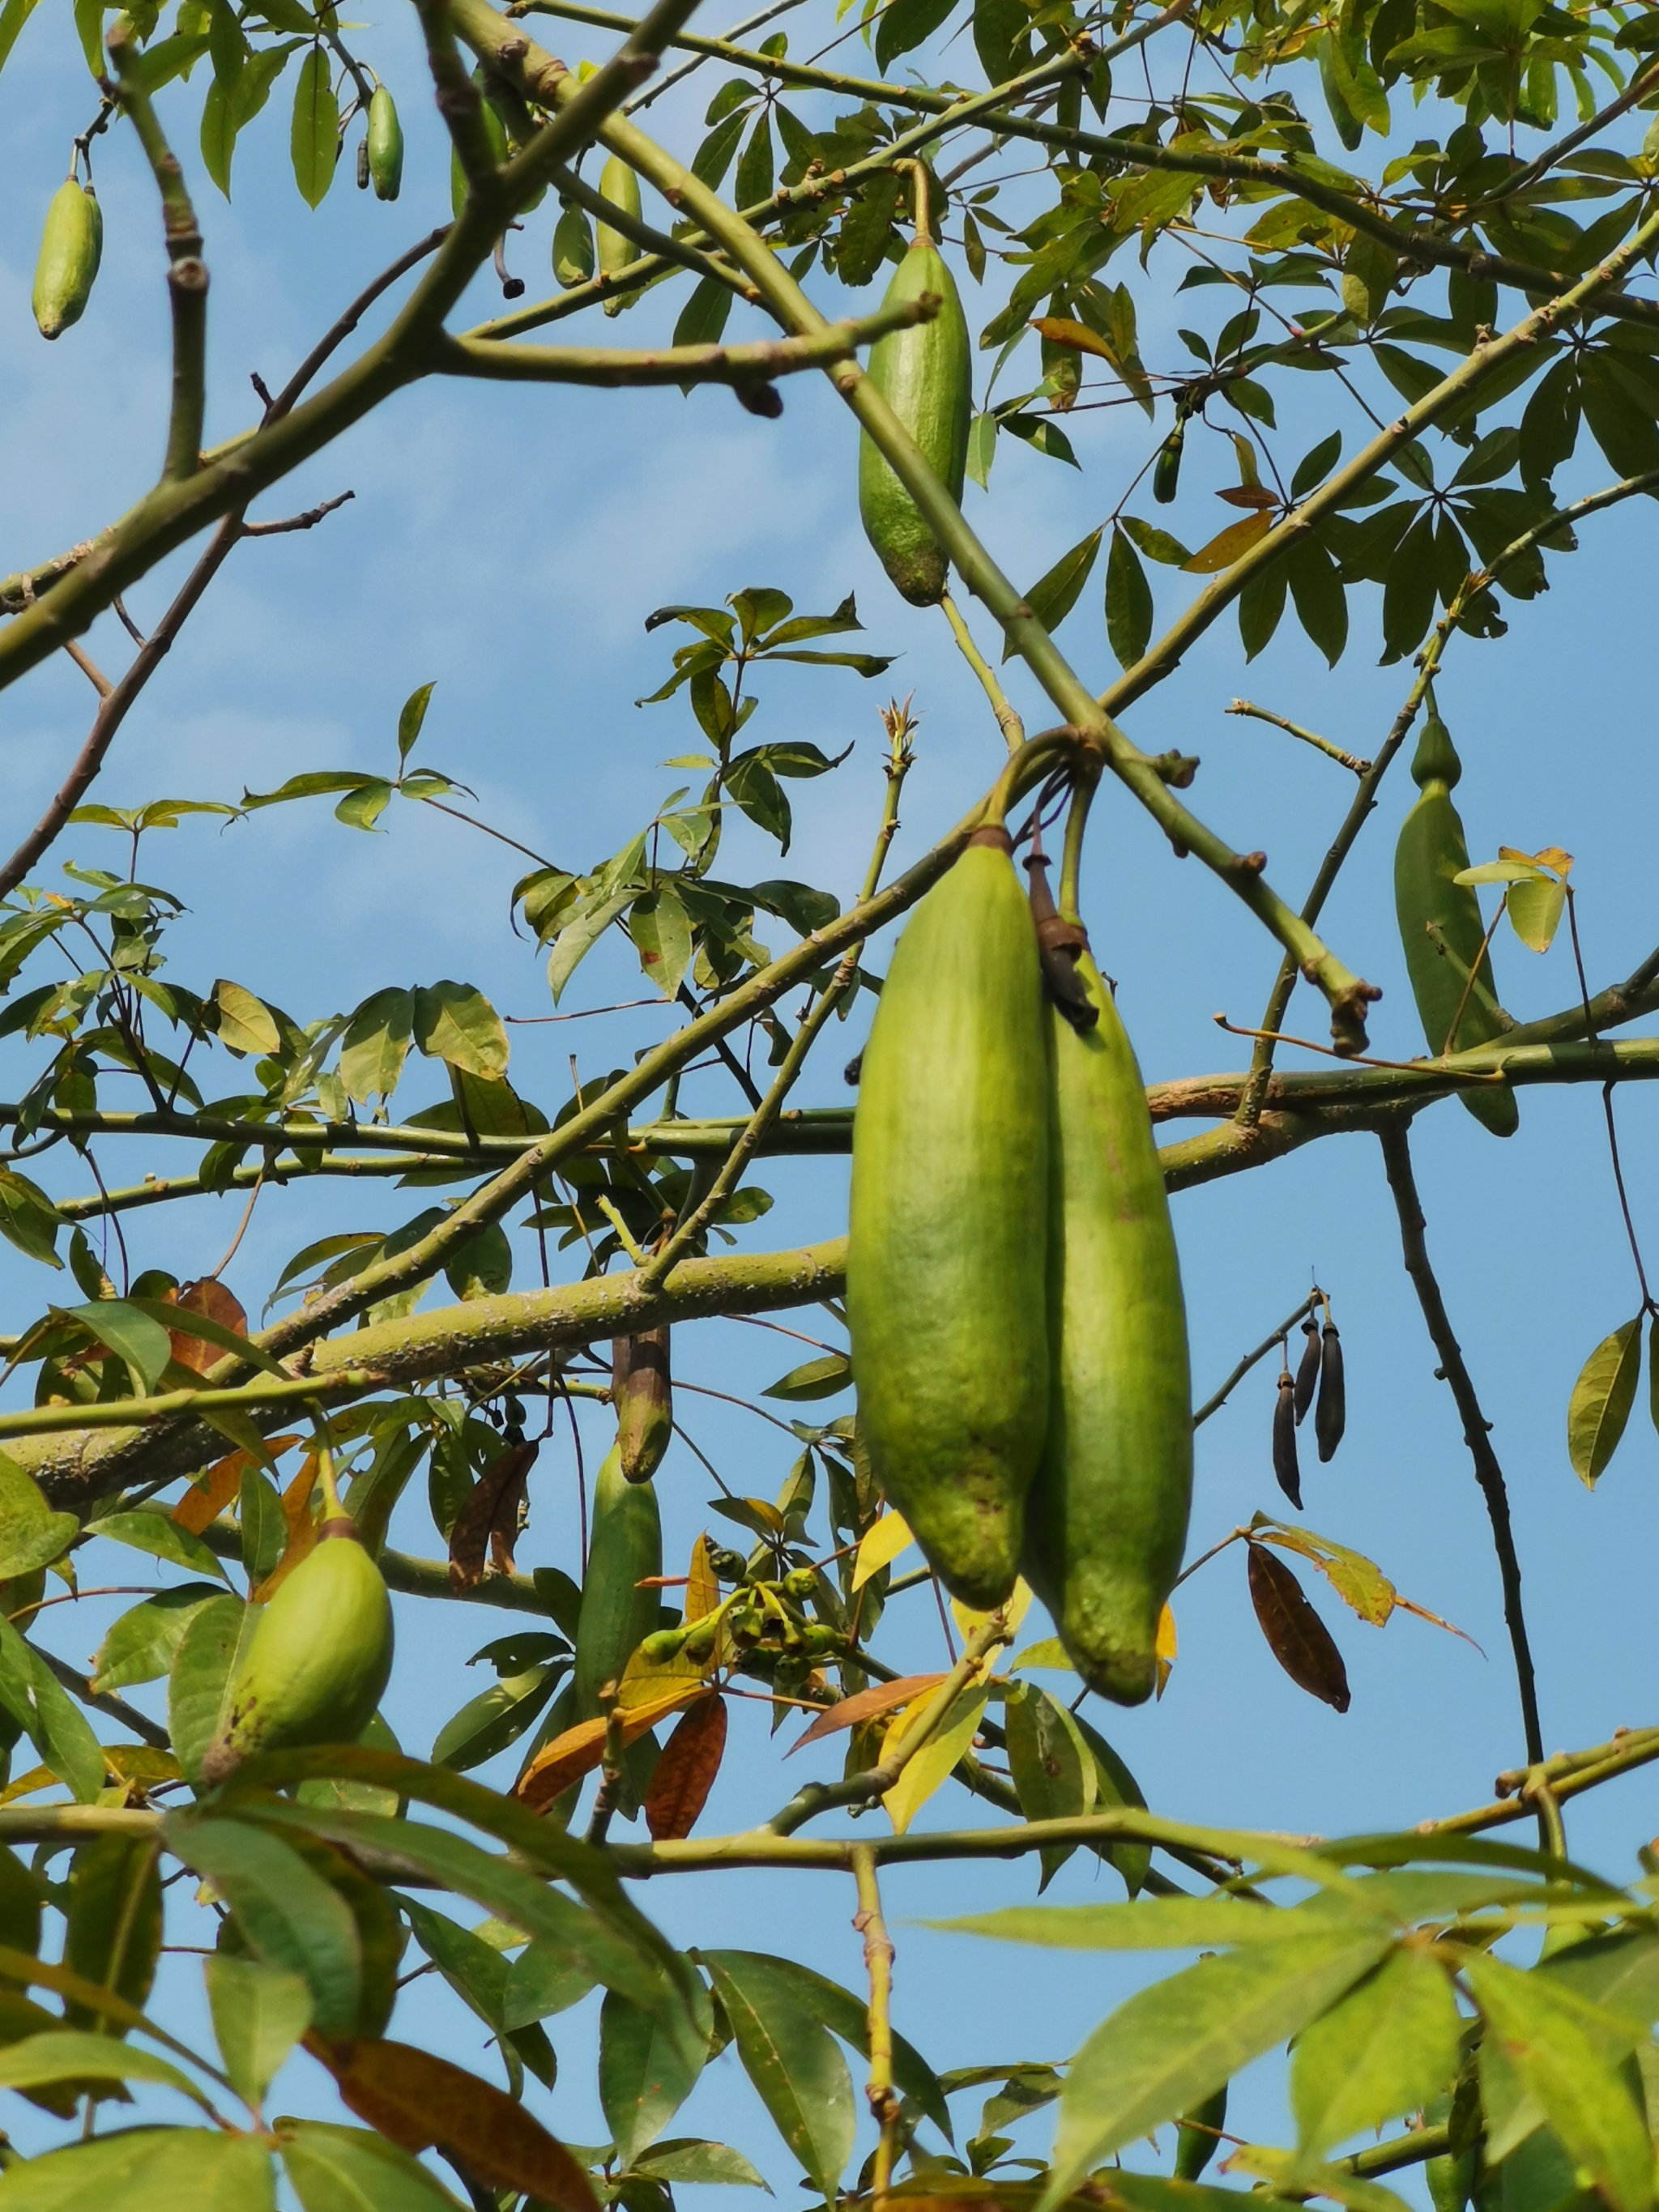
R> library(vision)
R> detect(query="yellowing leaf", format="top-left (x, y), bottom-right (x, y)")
top-left (852, 1511), bottom-right (914, 1591)
top-left (1010, 1637), bottom-right (1076, 1674)
top-left (253, 1454), bottom-right (322, 1602)
top-left (952, 1576), bottom-right (1032, 1647)
top-left (881, 1686), bottom-right (989, 1835)
top-left (1030, 316), bottom-right (1115, 364)
top-left (1181, 511), bottom-right (1274, 573)
top-left (684, 1533), bottom-right (720, 1622)
top-left (1567, 1317), bottom-right (1642, 1488)
top-left (213, 978), bottom-right (281, 1058)
top-left (1155, 1603), bottom-right (1177, 1698)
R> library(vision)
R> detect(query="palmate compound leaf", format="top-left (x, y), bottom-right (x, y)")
top-left (1039, 1928), bottom-right (1395, 2209)
top-left (1568, 1317), bottom-right (1642, 1486)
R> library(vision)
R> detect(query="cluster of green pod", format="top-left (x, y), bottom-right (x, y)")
top-left (848, 825), bottom-right (1192, 1703)
top-left (858, 165), bottom-right (971, 606)
top-left (32, 175), bottom-right (101, 341)
top-left (1393, 705), bottom-right (1517, 1138)
top-left (201, 1461), bottom-right (393, 1784)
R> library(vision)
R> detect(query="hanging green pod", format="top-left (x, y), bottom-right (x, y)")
top-left (33, 177), bottom-right (102, 341)
top-left (595, 154), bottom-right (642, 318)
top-left (366, 87), bottom-right (403, 201)
top-left (1392, 710), bottom-right (1519, 1138)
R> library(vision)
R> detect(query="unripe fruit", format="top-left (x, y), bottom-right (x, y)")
top-left (595, 154), bottom-right (642, 318)
top-left (201, 1518), bottom-right (393, 1784)
top-left (366, 87), bottom-right (403, 202)
top-left (782, 1566), bottom-right (818, 1600)
top-left (1152, 416), bottom-right (1184, 504)
top-left (1393, 712), bottom-right (1517, 1137)
top-left (639, 1626), bottom-right (688, 1664)
top-left (1022, 943), bottom-right (1192, 1706)
top-left (849, 830), bottom-right (1050, 1607)
top-left (858, 221), bottom-right (971, 606)
top-left (33, 178), bottom-right (102, 341)
top-left (572, 1444), bottom-right (662, 1720)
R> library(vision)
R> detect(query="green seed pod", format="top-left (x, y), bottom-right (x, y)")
top-left (595, 153), bottom-right (642, 318)
top-left (366, 86), bottom-right (403, 202)
top-left (572, 1443), bottom-right (662, 1719)
top-left (612, 1327), bottom-right (672, 1484)
top-left (1315, 1321), bottom-right (1346, 1463)
top-left (450, 93), bottom-right (510, 217)
top-left (857, 180), bottom-right (971, 606)
top-left (1393, 712), bottom-right (1518, 1138)
top-left (553, 198), bottom-right (595, 288)
top-left (201, 1518), bottom-right (393, 1784)
top-left (1021, 944), bottom-right (1192, 1706)
top-left (638, 1626), bottom-right (688, 1664)
top-left (1273, 1368), bottom-right (1301, 1510)
top-left (32, 177), bottom-right (102, 341)
top-left (1152, 416), bottom-right (1184, 505)
top-left (800, 1623), bottom-right (840, 1657)
top-left (1293, 1318), bottom-right (1320, 1423)
top-left (848, 830), bottom-right (1050, 1609)
top-left (1427, 2145), bottom-right (1478, 2212)
top-left (1175, 2083), bottom-right (1227, 2182)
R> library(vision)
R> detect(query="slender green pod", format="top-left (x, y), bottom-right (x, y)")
top-left (573, 1443), bottom-right (662, 1718)
top-left (201, 1505), bottom-right (393, 1784)
top-left (1023, 940), bottom-right (1192, 1706)
top-left (366, 87), bottom-right (403, 201)
top-left (1175, 2084), bottom-right (1228, 2181)
top-left (1152, 415), bottom-right (1184, 505)
top-left (1393, 711), bottom-right (1518, 1137)
top-left (613, 1327), bottom-right (672, 1484)
top-left (858, 166), bottom-right (971, 605)
top-left (32, 177), bottom-right (101, 341)
top-left (848, 829), bottom-right (1049, 1607)
top-left (595, 154), bottom-right (643, 318)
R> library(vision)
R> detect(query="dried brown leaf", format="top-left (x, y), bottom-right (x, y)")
top-left (1246, 1541), bottom-right (1350, 1713)
top-left (514, 1683), bottom-right (706, 1811)
top-left (787, 1673), bottom-right (946, 1755)
top-left (448, 1438), bottom-right (539, 1592)
top-left (644, 1694), bottom-right (728, 1841)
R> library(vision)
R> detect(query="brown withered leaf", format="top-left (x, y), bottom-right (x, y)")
top-left (309, 2035), bottom-right (597, 2210)
top-left (514, 1683), bottom-right (707, 1811)
top-left (254, 1455), bottom-right (322, 1602)
top-left (173, 1438), bottom-right (301, 1535)
top-left (1246, 1541), bottom-right (1350, 1713)
top-left (448, 1438), bottom-right (539, 1592)
top-left (168, 1277), bottom-right (249, 1375)
top-left (1215, 484), bottom-right (1280, 511)
top-left (787, 1673), bottom-right (947, 1755)
top-left (644, 1694), bottom-right (728, 1842)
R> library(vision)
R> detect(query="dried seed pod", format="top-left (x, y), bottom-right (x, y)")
top-left (1293, 1319), bottom-right (1320, 1424)
top-left (1316, 1322), bottom-right (1346, 1463)
top-left (1272, 1369), bottom-right (1301, 1511)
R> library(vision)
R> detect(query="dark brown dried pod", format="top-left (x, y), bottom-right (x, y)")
top-left (1316, 1322), bottom-right (1346, 1463)
top-left (1293, 1319), bottom-right (1320, 1425)
top-left (1246, 1541), bottom-right (1350, 1712)
top-left (1272, 1369), bottom-right (1301, 1510)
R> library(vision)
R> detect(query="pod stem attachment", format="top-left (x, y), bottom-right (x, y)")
top-left (313, 1437), bottom-right (352, 1533)
top-left (896, 157), bottom-right (936, 248)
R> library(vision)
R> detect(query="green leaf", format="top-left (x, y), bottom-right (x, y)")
top-left (280, 2121), bottom-right (467, 2211)
top-left (1042, 1930), bottom-right (1393, 2207)
top-left (600, 1985), bottom-right (710, 2164)
top-left (1290, 1944), bottom-right (1462, 2159)
top-left (65, 1832), bottom-right (163, 2026)
top-left (340, 988), bottom-right (415, 1104)
top-left (0, 2029), bottom-right (208, 2103)
top-left (966, 410), bottom-right (996, 491)
top-left (441, 1221), bottom-right (512, 1302)
top-left (1106, 524), bottom-right (1154, 668)
top-left (167, 1593), bottom-right (258, 1785)
top-left (1286, 537), bottom-right (1349, 666)
top-left (206, 1953), bottom-right (312, 2110)
top-left (396, 683), bottom-right (435, 762)
top-left (290, 44), bottom-right (338, 207)
top-left (707, 1950), bottom-right (952, 2142)
top-left (1466, 1954), bottom-right (1654, 2212)
top-left (1507, 874), bottom-right (1566, 953)
top-left (0, 1453), bottom-right (77, 1580)
top-left (1020, 528), bottom-right (1102, 648)
top-left (56, 1298), bottom-right (173, 1391)
top-left (702, 1950), bottom-right (856, 2194)
top-left (763, 1353), bottom-right (850, 1401)
top-left (629, 2137), bottom-right (769, 2188)
top-left (1120, 514), bottom-right (1192, 565)
top-left (214, 978), bottom-right (282, 1057)
top-left (92, 1584), bottom-right (222, 1695)
top-left (1004, 1682), bottom-right (1093, 1888)
top-left (87, 1507), bottom-right (229, 1585)
top-left (933, 1894), bottom-right (1368, 1949)
top-left (503, 1940), bottom-right (600, 2029)
top-left (0, 1613), bottom-right (106, 1803)
top-left (412, 980), bottom-right (509, 1080)
top-left (0, 2125), bottom-right (274, 2209)
top-left (629, 885), bottom-right (694, 1001)
top-left (430, 1664), bottom-right (563, 1772)
top-left (1567, 1317), bottom-right (1641, 1487)
top-left (166, 1817), bottom-right (363, 2037)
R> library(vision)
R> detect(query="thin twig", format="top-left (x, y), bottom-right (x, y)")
top-left (1377, 1123), bottom-right (1546, 1796)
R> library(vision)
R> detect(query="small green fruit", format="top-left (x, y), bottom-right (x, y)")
top-left (366, 87), bottom-right (403, 202)
top-left (33, 178), bottom-right (102, 341)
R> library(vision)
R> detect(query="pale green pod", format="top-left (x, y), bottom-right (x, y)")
top-left (33, 178), bottom-right (102, 341)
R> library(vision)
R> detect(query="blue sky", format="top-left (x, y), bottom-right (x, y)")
top-left (0, 0), bottom-right (1657, 2193)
